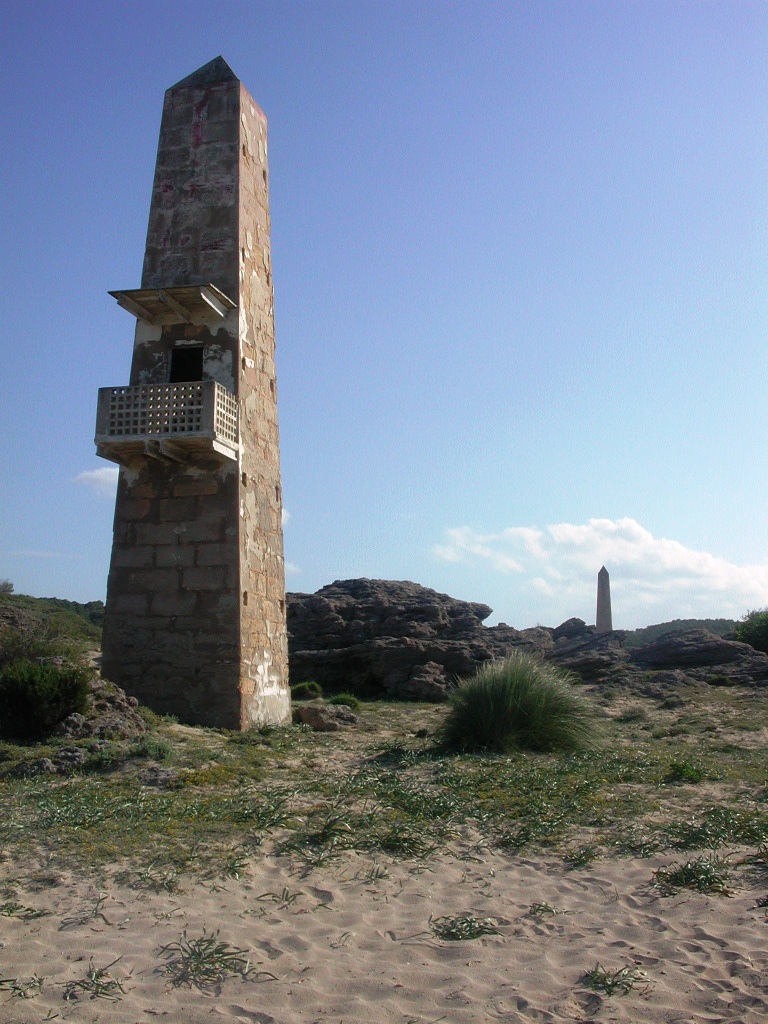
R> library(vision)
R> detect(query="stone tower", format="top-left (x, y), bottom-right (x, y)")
top-left (595, 566), bottom-right (613, 633)
top-left (95, 57), bottom-right (290, 729)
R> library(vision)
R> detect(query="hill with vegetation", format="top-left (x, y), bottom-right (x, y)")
top-left (0, 584), bottom-right (744, 660)
top-left (0, 591), bottom-right (104, 647)
top-left (623, 618), bottom-right (737, 648)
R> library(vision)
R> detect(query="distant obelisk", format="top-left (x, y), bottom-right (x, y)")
top-left (596, 566), bottom-right (613, 633)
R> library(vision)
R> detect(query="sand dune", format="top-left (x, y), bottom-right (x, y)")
top-left (2, 844), bottom-right (767, 1023)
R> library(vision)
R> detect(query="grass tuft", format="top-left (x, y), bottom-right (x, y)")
top-left (664, 759), bottom-right (705, 784)
top-left (430, 914), bottom-right (500, 940)
top-left (584, 962), bottom-right (647, 995)
top-left (63, 958), bottom-right (125, 1002)
top-left (528, 902), bottom-right (567, 918)
top-left (438, 653), bottom-right (603, 754)
top-left (291, 681), bottom-right (322, 700)
top-left (654, 854), bottom-right (734, 896)
top-left (158, 929), bottom-right (257, 989)
top-left (326, 692), bottom-right (361, 710)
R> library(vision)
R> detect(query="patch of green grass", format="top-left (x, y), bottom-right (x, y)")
top-left (0, 973), bottom-right (45, 999)
top-left (528, 902), bottom-right (567, 919)
top-left (130, 736), bottom-right (175, 761)
top-left (439, 653), bottom-right (604, 754)
top-left (63, 957), bottom-right (125, 1002)
top-left (291, 681), bottom-right (322, 700)
top-left (430, 914), bottom-right (500, 940)
top-left (256, 887), bottom-right (303, 908)
top-left (2, 690), bottom-right (767, 883)
top-left (583, 963), bottom-right (647, 995)
top-left (564, 844), bottom-right (599, 868)
top-left (124, 861), bottom-right (185, 894)
top-left (661, 807), bottom-right (768, 851)
top-left (615, 706), bottom-right (648, 724)
top-left (159, 929), bottom-right (262, 989)
top-left (664, 759), bottom-right (706, 784)
top-left (654, 854), bottom-right (733, 896)
top-left (326, 692), bottom-right (361, 710)
top-left (0, 900), bottom-right (49, 920)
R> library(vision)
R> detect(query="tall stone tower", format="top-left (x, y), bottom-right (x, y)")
top-left (95, 57), bottom-right (290, 729)
top-left (595, 566), bottom-right (613, 633)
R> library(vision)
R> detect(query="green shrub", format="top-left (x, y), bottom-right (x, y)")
top-left (326, 692), bottom-right (360, 710)
top-left (291, 681), bottom-right (322, 700)
top-left (0, 659), bottom-right (91, 740)
top-left (707, 673), bottom-right (734, 687)
top-left (734, 609), bottom-right (768, 655)
top-left (664, 759), bottom-right (705, 784)
top-left (130, 736), bottom-right (174, 762)
top-left (438, 653), bottom-right (603, 754)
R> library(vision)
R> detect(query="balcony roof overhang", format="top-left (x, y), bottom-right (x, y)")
top-left (108, 284), bottom-right (236, 326)
top-left (96, 436), bottom-right (237, 466)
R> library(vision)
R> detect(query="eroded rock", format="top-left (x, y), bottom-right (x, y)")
top-left (293, 703), bottom-right (358, 732)
top-left (287, 579), bottom-right (768, 701)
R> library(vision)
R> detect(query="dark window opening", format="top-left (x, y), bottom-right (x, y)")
top-left (169, 346), bottom-right (204, 383)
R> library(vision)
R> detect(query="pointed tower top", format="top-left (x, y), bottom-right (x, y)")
top-left (598, 565), bottom-right (609, 576)
top-left (170, 56), bottom-right (238, 91)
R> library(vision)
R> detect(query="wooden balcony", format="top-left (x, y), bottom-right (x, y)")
top-left (95, 380), bottom-right (238, 465)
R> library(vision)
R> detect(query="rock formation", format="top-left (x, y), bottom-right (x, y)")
top-left (288, 578), bottom-right (550, 700)
top-left (288, 579), bottom-right (768, 701)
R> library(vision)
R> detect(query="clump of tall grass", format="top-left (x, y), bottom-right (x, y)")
top-left (438, 653), bottom-right (603, 754)
top-left (291, 681), bottom-right (322, 700)
top-left (326, 692), bottom-right (361, 710)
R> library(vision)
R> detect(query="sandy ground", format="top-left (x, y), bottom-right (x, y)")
top-left (1, 845), bottom-right (767, 1024)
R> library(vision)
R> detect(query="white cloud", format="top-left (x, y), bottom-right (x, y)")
top-left (433, 517), bottom-right (768, 624)
top-left (285, 561), bottom-right (301, 576)
top-left (75, 467), bottom-right (119, 497)
top-left (282, 508), bottom-right (291, 527)
top-left (434, 527), bottom-right (523, 573)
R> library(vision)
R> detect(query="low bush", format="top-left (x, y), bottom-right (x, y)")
top-left (0, 658), bottom-right (91, 740)
top-left (734, 609), bottom-right (768, 655)
top-left (664, 759), bottom-right (705, 784)
top-left (438, 652), bottom-right (603, 754)
top-left (326, 692), bottom-right (360, 710)
top-left (131, 736), bottom-right (174, 762)
top-left (291, 681), bottom-right (322, 700)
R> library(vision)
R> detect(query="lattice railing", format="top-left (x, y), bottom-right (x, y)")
top-left (95, 380), bottom-right (238, 448)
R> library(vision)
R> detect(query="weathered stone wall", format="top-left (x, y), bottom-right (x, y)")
top-left (236, 85), bottom-right (289, 727)
top-left (101, 58), bottom-right (289, 728)
top-left (141, 60), bottom-right (240, 294)
top-left (101, 459), bottom-right (241, 726)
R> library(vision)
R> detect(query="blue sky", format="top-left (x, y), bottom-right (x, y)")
top-left (1, 1), bottom-right (766, 629)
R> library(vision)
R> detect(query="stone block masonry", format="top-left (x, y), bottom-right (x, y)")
top-left (99, 57), bottom-right (289, 729)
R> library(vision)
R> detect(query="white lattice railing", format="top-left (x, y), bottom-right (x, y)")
top-left (95, 380), bottom-right (238, 453)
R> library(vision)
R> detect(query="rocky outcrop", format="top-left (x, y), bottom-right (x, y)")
top-left (288, 578), bottom-right (493, 650)
top-left (288, 579), bottom-right (549, 700)
top-left (548, 629), bottom-right (629, 681)
top-left (55, 678), bottom-right (147, 740)
top-left (628, 629), bottom-right (768, 687)
top-left (293, 703), bottom-right (358, 732)
top-left (287, 580), bottom-right (768, 701)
